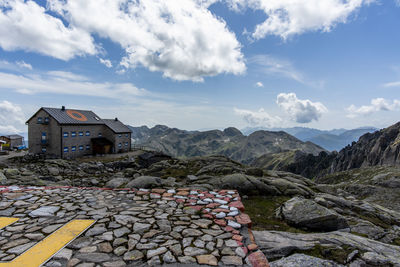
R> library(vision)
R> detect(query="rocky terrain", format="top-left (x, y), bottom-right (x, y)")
top-left (1, 150), bottom-right (400, 266)
top-left (129, 125), bottom-right (325, 164)
top-left (254, 121), bottom-right (400, 180)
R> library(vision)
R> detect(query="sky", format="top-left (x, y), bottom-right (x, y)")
top-left (1, 0), bottom-right (400, 134)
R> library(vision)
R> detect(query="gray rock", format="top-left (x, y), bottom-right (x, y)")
top-left (133, 222), bottom-right (151, 234)
top-left (29, 206), bottom-right (60, 217)
top-left (163, 251), bottom-right (176, 263)
top-left (126, 176), bottom-right (162, 188)
top-left (105, 177), bottom-right (129, 188)
top-left (147, 247), bottom-right (167, 259)
top-left (270, 253), bottom-right (344, 267)
top-left (123, 250), bottom-right (144, 261)
top-left (113, 227), bottom-right (130, 238)
top-left (75, 253), bottom-right (111, 263)
top-left (253, 230), bottom-right (400, 265)
top-left (277, 197), bottom-right (348, 231)
top-left (209, 173), bottom-right (280, 195)
top-left (183, 247), bottom-right (208, 256)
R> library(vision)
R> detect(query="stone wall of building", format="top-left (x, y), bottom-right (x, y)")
top-left (28, 109), bottom-right (61, 157)
top-left (61, 125), bottom-right (104, 158)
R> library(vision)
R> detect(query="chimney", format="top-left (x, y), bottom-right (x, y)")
top-left (61, 106), bottom-right (65, 111)
top-left (115, 117), bottom-right (118, 121)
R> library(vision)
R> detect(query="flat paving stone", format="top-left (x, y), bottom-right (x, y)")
top-left (0, 185), bottom-right (266, 266)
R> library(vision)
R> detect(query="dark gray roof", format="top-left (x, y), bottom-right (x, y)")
top-left (1, 134), bottom-right (23, 140)
top-left (42, 107), bottom-right (104, 125)
top-left (103, 119), bottom-right (132, 133)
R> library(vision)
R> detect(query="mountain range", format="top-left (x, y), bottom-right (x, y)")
top-left (254, 121), bottom-right (400, 178)
top-left (129, 125), bottom-right (325, 164)
top-left (242, 126), bottom-right (377, 151)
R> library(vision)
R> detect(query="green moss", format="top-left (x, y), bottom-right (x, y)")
top-left (242, 196), bottom-right (306, 233)
top-left (350, 232), bottom-right (369, 238)
top-left (294, 244), bottom-right (355, 264)
top-left (391, 238), bottom-right (400, 246)
top-left (357, 214), bottom-right (391, 229)
top-left (160, 168), bottom-right (189, 179)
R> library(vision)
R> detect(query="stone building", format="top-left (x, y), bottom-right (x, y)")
top-left (0, 135), bottom-right (24, 150)
top-left (26, 106), bottom-right (132, 158)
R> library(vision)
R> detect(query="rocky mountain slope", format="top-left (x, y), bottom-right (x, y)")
top-left (129, 125), bottom-right (325, 164)
top-left (242, 127), bottom-right (377, 151)
top-left (1, 151), bottom-right (400, 266)
top-left (254, 122), bottom-right (400, 179)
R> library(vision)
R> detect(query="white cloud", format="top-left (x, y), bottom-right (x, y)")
top-left (383, 81), bottom-right (400, 87)
top-left (346, 98), bottom-right (400, 118)
top-left (234, 107), bottom-right (282, 127)
top-left (250, 55), bottom-right (305, 83)
top-left (276, 93), bottom-right (328, 123)
top-left (1, 0), bottom-right (246, 82)
top-left (0, 101), bottom-right (25, 134)
top-left (99, 58), bottom-right (112, 68)
top-left (0, 71), bottom-right (147, 100)
top-left (255, 81), bottom-right (264, 87)
top-left (0, 0), bottom-right (97, 60)
top-left (15, 60), bottom-right (32, 70)
top-left (226, 0), bottom-right (371, 40)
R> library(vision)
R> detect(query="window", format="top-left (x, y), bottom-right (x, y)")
top-left (125, 134), bottom-right (129, 137)
top-left (98, 133), bottom-right (102, 137)
top-left (37, 117), bottom-right (43, 123)
top-left (118, 143), bottom-right (122, 148)
top-left (79, 131), bottom-right (83, 136)
top-left (41, 147), bottom-right (47, 152)
top-left (71, 146), bottom-right (76, 152)
top-left (86, 145), bottom-right (90, 150)
top-left (64, 147), bottom-right (69, 153)
top-left (79, 145), bottom-right (83, 151)
top-left (41, 132), bottom-right (47, 144)
top-left (85, 131), bottom-right (90, 136)
top-left (71, 132), bottom-right (76, 137)
top-left (63, 132), bottom-right (69, 138)
top-left (125, 142), bottom-right (128, 147)
top-left (44, 117), bottom-right (49, 123)
top-left (118, 134), bottom-right (122, 138)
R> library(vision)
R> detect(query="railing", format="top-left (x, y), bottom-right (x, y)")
top-left (131, 144), bottom-right (162, 153)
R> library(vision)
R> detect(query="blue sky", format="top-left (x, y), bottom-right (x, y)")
top-left (1, 0), bottom-right (400, 134)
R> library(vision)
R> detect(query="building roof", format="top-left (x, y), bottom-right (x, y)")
top-left (1, 134), bottom-right (23, 140)
top-left (103, 119), bottom-right (132, 133)
top-left (42, 107), bottom-right (104, 125)
top-left (27, 107), bottom-right (132, 133)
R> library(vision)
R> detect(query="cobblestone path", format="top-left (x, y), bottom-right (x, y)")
top-left (0, 186), bottom-right (269, 267)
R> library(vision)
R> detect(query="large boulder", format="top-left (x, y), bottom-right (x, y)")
top-left (126, 176), bottom-right (163, 189)
top-left (0, 171), bottom-right (6, 184)
top-left (277, 197), bottom-right (348, 231)
top-left (105, 177), bottom-right (129, 188)
top-left (209, 174), bottom-right (280, 195)
top-left (253, 230), bottom-right (400, 266)
top-left (270, 253), bottom-right (344, 267)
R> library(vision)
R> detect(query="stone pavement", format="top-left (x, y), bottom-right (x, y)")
top-left (0, 185), bottom-right (269, 267)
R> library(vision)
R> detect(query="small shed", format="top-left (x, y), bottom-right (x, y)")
top-left (0, 135), bottom-right (24, 150)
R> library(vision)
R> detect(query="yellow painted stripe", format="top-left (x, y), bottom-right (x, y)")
top-left (0, 219), bottom-right (95, 267)
top-left (0, 217), bottom-right (19, 230)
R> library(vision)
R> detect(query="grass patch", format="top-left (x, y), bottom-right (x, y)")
top-left (160, 167), bottom-right (189, 179)
top-left (293, 244), bottom-right (355, 264)
top-left (392, 238), bottom-right (400, 246)
top-left (242, 196), bottom-right (306, 233)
